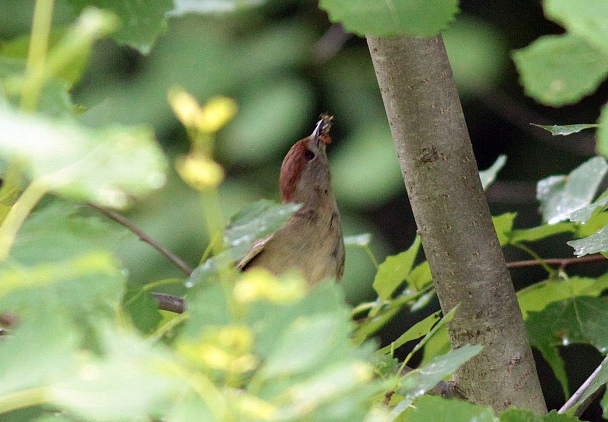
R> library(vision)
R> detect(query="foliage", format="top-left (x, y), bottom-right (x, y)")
top-left (2, 0), bottom-right (608, 421)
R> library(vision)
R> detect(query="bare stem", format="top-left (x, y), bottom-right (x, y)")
top-left (0, 180), bottom-right (47, 261)
top-left (21, 0), bottom-right (55, 111)
top-left (559, 355), bottom-right (608, 415)
top-left (151, 292), bottom-right (185, 314)
top-left (87, 203), bottom-right (193, 276)
top-left (507, 254), bottom-right (606, 270)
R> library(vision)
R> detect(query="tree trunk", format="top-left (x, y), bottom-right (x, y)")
top-left (367, 35), bottom-right (547, 414)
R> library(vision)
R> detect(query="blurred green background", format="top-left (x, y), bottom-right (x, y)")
top-left (2, 0), bottom-right (607, 416)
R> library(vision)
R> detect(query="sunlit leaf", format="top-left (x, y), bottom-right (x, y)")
top-left (400, 344), bottom-right (483, 400)
top-left (568, 225), bottom-right (608, 256)
top-left (0, 109), bottom-right (167, 208)
top-left (492, 212), bottom-right (516, 246)
top-left (169, 0), bottom-right (266, 16)
top-left (531, 123), bottom-right (599, 136)
top-left (223, 200), bottom-right (300, 260)
top-left (536, 156), bottom-right (608, 224)
top-left (377, 310), bottom-right (441, 355)
top-left (479, 155), bottom-right (507, 190)
top-left (510, 222), bottom-right (575, 243)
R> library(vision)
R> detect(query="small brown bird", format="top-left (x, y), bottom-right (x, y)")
top-left (238, 115), bottom-right (345, 285)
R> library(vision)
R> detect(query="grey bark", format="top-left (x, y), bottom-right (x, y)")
top-left (367, 35), bottom-right (546, 414)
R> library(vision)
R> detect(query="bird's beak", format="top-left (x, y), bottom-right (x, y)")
top-left (312, 118), bottom-right (325, 138)
top-left (311, 114), bottom-right (333, 144)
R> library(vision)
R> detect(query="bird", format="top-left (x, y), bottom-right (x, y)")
top-left (238, 115), bottom-right (345, 285)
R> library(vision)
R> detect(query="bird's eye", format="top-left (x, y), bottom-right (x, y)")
top-left (304, 149), bottom-right (316, 161)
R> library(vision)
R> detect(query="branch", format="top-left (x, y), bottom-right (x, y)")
top-left (152, 292), bottom-right (185, 314)
top-left (367, 35), bottom-right (547, 413)
top-left (88, 203), bottom-right (193, 276)
top-left (559, 354), bottom-right (608, 416)
top-left (507, 254), bottom-right (606, 270)
top-left (88, 204), bottom-right (190, 314)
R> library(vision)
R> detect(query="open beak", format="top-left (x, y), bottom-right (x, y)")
top-left (311, 114), bottom-right (333, 143)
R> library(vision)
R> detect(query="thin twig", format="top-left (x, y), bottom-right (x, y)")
top-left (559, 355), bottom-right (608, 415)
top-left (88, 203), bottom-right (193, 276)
top-left (507, 254), bottom-right (606, 270)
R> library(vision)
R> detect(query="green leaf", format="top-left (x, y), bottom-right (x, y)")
top-left (602, 387), bottom-right (608, 420)
top-left (0, 28), bottom-right (91, 88)
top-left (479, 155), bottom-right (507, 190)
top-left (169, 0), bottom-right (266, 15)
top-left (319, 0), bottom-right (459, 37)
top-left (223, 200), bottom-right (301, 260)
top-left (377, 310), bottom-right (442, 355)
top-left (597, 102), bottom-right (608, 158)
top-left (401, 394), bottom-right (494, 422)
top-left (576, 209), bottom-right (608, 237)
top-left (373, 236), bottom-right (421, 300)
top-left (399, 344), bottom-right (483, 400)
top-left (569, 198), bottom-right (608, 224)
top-left (518, 275), bottom-right (608, 319)
top-left (68, 0), bottom-right (173, 54)
top-left (420, 325), bottom-right (451, 365)
top-left (0, 108), bottom-right (167, 208)
top-left (49, 329), bottom-right (187, 421)
top-left (545, 0), bottom-right (608, 55)
top-left (123, 288), bottom-right (162, 335)
top-left (406, 261), bottom-right (432, 292)
top-left (181, 279), bottom-right (384, 421)
top-left (531, 123), bottom-right (599, 136)
top-left (492, 212), bottom-right (516, 246)
top-left (510, 222), bottom-right (575, 243)
top-left (567, 225), bottom-right (608, 256)
top-left (513, 33), bottom-right (608, 106)
top-left (500, 408), bottom-right (579, 422)
top-left (258, 312), bottom-right (347, 378)
top-left (527, 296), bottom-right (608, 353)
top-left (0, 305), bottom-right (78, 398)
top-left (536, 156), bottom-right (608, 224)
top-left (10, 201), bottom-right (124, 265)
top-left (0, 251), bottom-right (124, 315)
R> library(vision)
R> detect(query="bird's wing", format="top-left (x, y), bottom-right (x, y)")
top-left (237, 233), bottom-right (274, 271)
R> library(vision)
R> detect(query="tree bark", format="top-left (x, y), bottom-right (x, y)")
top-left (367, 35), bottom-right (547, 414)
